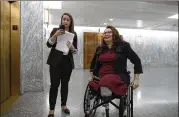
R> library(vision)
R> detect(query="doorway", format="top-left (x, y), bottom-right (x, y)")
top-left (0, 1), bottom-right (20, 107)
top-left (83, 32), bottom-right (102, 69)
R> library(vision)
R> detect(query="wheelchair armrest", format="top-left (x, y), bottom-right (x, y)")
top-left (93, 76), bottom-right (100, 81)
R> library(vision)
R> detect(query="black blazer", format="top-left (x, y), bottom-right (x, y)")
top-left (90, 40), bottom-right (143, 78)
top-left (46, 28), bottom-right (78, 69)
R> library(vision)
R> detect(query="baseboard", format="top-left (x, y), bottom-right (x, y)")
top-left (0, 96), bottom-right (19, 116)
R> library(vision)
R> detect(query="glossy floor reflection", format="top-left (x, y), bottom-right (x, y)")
top-left (2, 67), bottom-right (178, 117)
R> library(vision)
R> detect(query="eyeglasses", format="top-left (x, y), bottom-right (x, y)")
top-left (103, 31), bottom-right (112, 35)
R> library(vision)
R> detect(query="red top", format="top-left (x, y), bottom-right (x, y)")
top-left (89, 49), bottom-right (128, 96)
top-left (98, 50), bottom-right (116, 78)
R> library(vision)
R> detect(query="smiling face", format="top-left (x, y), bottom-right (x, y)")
top-left (61, 14), bottom-right (71, 29)
top-left (103, 28), bottom-right (113, 42)
top-left (101, 25), bottom-right (122, 48)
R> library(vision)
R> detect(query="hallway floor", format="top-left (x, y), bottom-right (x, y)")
top-left (2, 67), bottom-right (178, 117)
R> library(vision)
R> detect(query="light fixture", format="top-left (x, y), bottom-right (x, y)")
top-left (44, 9), bottom-right (49, 23)
top-left (104, 23), bottom-right (107, 25)
top-left (44, 1), bottom-right (62, 9)
top-left (109, 18), bottom-right (113, 21)
top-left (137, 20), bottom-right (143, 28)
top-left (168, 14), bottom-right (178, 19)
top-left (44, 8), bottom-right (49, 27)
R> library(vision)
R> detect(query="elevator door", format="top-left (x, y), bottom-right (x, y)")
top-left (0, 1), bottom-right (11, 103)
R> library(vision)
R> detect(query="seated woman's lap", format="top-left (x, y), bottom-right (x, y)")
top-left (89, 74), bottom-right (128, 96)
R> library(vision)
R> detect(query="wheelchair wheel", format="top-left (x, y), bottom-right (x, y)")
top-left (119, 85), bottom-right (133, 117)
top-left (126, 85), bottom-right (133, 117)
top-left (84, 84), bottom-right (100, 117)
top-left (119, 96), bottom-right (126, 117)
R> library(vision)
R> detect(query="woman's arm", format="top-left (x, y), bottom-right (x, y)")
top-left (90, 53), bottom-right (97, 74)
top-left (72, 32), bottom-right (77, 49)
top-left (90, 46), bottom-right (100, 74)
top-left (124, 43), bottom-right (142, 89)
top-left (46, 28), bottom-right (57, 48)
top-left (70, 32), bottom-right (78, 54)
top-left (124, 43), bottom-right (143, 75)
top-left (88, 48), bottom-right (98, 81)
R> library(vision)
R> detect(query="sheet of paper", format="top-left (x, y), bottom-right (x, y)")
top-left (55, 31), bottom-right (74, 54)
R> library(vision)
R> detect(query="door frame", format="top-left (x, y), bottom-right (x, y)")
top-left (0, 1), bottom-right (20, 113)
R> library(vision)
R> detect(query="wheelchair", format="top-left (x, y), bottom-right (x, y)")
top-left (83, 73), bottom-right (133, 117)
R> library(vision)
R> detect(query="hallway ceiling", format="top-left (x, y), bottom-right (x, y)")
top-left (47, 1), bottom-right (178, 31)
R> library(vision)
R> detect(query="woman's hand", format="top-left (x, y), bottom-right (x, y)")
top-left (54, 29), bottom-right (65, 37)
top-left (66, 41), bottom-right (72, 49)
top-left (89, 72), bottom-right (94, 81)
top-left (132, 74), bottom-right (140, 89)
top-left (132, 79), bottom-right (139, 89)
top-left (66, 41), bottom-right (78, 54)
top-left (50, 29), bottom-right (65, 43)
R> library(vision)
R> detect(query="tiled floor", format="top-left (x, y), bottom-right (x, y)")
top-left (2, 67), bottom-right (178, 117)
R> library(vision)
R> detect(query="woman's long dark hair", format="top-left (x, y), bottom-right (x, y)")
top-left (101, 25), bottom-right (123, 50)
top-left (61, 13), bottom-right (75, 33)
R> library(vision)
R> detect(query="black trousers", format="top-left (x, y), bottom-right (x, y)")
top-left (49, 55), bottom-right (72, 110)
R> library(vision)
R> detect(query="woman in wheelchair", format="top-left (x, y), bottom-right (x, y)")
top-left (84, 25), bottom-right (143, 117)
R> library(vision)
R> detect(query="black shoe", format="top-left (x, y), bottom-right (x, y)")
top-left (48, 114), bottom-right (54, 117)
top-left (62, 107), bottom-right (70, 114)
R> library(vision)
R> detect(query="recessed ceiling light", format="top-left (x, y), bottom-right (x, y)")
top-left (104, 23), bottom-right (107, 25)
top-left (137, 20), bottom-right (143, 27)
top-left (109, 19), bottom-right (113, 21)
top-left (168, 14), bottom-right (178, 19)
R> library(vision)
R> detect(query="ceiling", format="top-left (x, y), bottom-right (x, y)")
top-left (47, 1), bottom-right (178, 31)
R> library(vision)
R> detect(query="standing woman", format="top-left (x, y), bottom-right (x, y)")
top-left (46, 13), bottom-right (77, 117)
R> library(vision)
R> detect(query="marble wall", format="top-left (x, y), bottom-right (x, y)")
top-left (44, 25), bottom-right (178, 70)
top-left (20, 1), bottom-right (43, 94)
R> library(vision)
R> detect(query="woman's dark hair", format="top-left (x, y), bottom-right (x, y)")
top-left (61, 13), bottom-right (75, 33)
top-left (101, 25), bottom-right (123, 49)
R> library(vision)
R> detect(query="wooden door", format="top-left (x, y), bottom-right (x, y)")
top-left (84, 32), bottom-right (102, 69)
top-left (0, 1), bottom-right (11, 103)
